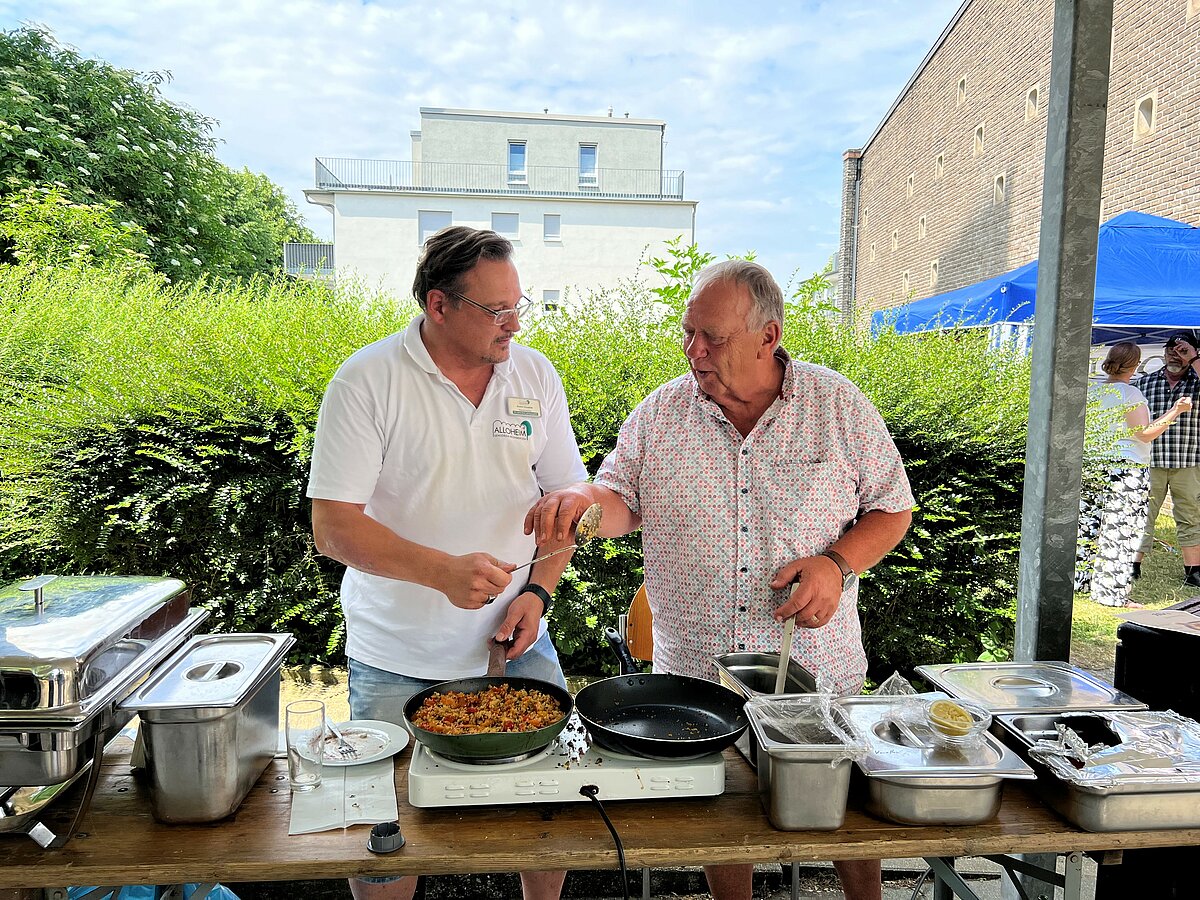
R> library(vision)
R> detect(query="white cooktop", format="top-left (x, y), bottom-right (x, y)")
top-left (407, 717), bottom-right (725, 808)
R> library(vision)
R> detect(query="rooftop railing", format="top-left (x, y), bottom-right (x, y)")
top-left (314, 157), bottom-right (685, 200)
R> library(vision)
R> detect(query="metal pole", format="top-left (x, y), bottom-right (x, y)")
top-left (1010, 2), bottom-right (1113, 896)
top-left (1015, 0), bottom-right (1114, 663)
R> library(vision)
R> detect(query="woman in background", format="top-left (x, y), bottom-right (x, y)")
top-left (1075, 342), bottom-right (1193, 606)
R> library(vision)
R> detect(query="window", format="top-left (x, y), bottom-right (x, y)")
top-left (508, 141), bottom-right (527, 184)
top-left (418, 210), bottom-right (452, 245)
top-left (869, 242), bottom-right (876, 263)
top-left (906, 173), bottom-right (915, 200)
top-left (1026, 85), bottom-right (1040, 121)
top-left (861, 206), bottom-right (868, 230)
top-left (542, 289), bottom-right (561, 311)
top-left (1134, 93), bottom-right (1157, 139)
top-left (579, 144), bottom-right (597, 187)
top-left (974, 124), bottom-right (985, 156)
top-left (929, 260), bottom-right (939, 289)
top-left (957, 76), bottom-right (967, 105)
top-left (935, 154), bottom-right (945, 179)
top-left (902, 271), bottom-right (911, 295)
top-left (918, 216), bottom-right (927, 240)
top-left (543, 214), bottom-right (561, 241)
top-left (891, 230), bottom-right (899, 252)
top-left (993, 174), bottom-right (1006, 204)
top-left (491, 212), bottom-right (519, 238)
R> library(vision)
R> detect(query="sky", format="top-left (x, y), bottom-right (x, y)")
top-left (2, 0), bottom-right (965, 285)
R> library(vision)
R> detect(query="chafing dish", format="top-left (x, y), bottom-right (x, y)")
top-left (915, 661), bottom-right (1147, 714)
top-left (996, 709), bottom-right (1200, 832)
top-left (713, 652), bottom-right (817, 768)
top-left (744, 695), bottom-right (863, 831)
top-left (837, 693), bottom-right (1035, 825)
top-left (1, 575), bottom-right (207, 846)
top-left (122, 632), bottom-right (295, 823)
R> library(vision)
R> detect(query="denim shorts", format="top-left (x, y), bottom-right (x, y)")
top-left (348, 631), bottom-right (567, 885)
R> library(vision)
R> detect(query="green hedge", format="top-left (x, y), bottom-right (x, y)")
top-left (0, 262), bottom-right (1031, 678)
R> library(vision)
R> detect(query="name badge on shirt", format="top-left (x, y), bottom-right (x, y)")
top-left (507, 397), bottom-right (542, 418)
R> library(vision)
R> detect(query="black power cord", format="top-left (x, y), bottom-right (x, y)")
top-left (579, 784), bottom-right (631, 900)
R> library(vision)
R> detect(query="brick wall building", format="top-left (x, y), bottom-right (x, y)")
top-left (839, 0), bottom-right (1200, 318)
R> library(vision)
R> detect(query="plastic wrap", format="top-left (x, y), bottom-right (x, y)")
top-left (746, 694), bottom-right (868, 767)
top-left (1028, 709), bottom-right (1200, 789)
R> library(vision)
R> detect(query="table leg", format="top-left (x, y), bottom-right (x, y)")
top-left (926, 857), bottom-right (984, 900)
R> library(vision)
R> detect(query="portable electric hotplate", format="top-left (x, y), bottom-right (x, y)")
top-left (407, 714), bottom-right (725, 808)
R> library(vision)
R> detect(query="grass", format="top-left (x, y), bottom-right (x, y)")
top-left (1070, 514), bottom-right (1196, 673)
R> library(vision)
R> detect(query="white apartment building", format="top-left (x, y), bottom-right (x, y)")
top-left (298, 107), bottom-right (697, 305)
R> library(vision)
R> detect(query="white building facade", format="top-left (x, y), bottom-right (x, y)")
top-left (302, 108), bottom-right (697, 305)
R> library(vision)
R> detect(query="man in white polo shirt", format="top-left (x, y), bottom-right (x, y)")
top-left (308, 226), bottom-right (586, 900)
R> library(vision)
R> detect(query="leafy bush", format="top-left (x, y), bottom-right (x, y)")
top-left (0, 250), bottom-right (1034, 679)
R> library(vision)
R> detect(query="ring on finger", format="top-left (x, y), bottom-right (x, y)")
top-left (485, 595), bottom-right (497, 604)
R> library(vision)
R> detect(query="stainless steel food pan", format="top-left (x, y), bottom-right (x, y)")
top-left (122, 632), bottom-right (294, 823)
top-left (838, 694), bottom-right (1034, 826)
top-left (746, 696), bottom-right (856, 831)
top-left (997, 712), bottom-right (1200, 832)
top-left (713, 653), bottom-right (816, 768)
top-left (864, 774), bottom-right (1003, 826)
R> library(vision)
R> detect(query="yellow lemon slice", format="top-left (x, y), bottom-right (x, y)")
top-left (928, 699), bottom-right (974, 736)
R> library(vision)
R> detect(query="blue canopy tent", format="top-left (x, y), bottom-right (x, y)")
top-left (871, 211), bottom-right (1200, 345)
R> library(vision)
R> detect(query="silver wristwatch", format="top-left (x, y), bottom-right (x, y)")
top-left (821, 549), bottom-right (859, 593)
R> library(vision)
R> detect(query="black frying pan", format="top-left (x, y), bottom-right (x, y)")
top-left (573, 628), bottom-right (748, 760)
top-left (402, 640), bottom-right (574, 760)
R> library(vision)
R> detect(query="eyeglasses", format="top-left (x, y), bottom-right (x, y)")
top-left (445, 289), bottom-right (533, 326)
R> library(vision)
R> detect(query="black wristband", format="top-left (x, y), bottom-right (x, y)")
top-left (522, 583), bottom-right (554, 619)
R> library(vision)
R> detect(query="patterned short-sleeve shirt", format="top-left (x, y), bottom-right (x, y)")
top-left (594, 351), bottom-right (915, 695)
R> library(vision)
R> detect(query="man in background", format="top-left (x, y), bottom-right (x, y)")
top-left (1134, 330), bottom-right (1200, 586)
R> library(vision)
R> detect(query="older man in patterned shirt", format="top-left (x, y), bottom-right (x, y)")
top-left (527, 259), bottom-right (914, 900)
top-left (1134, 330), bottom-right (1200, 587)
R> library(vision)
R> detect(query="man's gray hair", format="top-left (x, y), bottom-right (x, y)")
top-left (690, 260), bottom-right (784, 330)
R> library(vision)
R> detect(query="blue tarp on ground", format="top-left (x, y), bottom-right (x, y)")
top-left (871, 211), bottom-right (1200, 344)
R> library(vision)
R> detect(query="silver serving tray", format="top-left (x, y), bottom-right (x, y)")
top-left (915, 662), bottom-right (1146, 714)
top-left (838, 694), bottom-right (1035, 780)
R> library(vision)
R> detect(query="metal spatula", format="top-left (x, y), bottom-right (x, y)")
top-left (509, 503), bottom-right (603, 573)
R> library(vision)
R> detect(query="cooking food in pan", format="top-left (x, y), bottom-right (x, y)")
top-left (410, 683), bottom-right (565, 734)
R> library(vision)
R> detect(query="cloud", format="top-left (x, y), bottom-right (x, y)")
top-left (2, 0), bottom-right (962, 281)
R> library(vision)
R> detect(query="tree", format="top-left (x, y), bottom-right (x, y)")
top-left (0, 25), bottom-right (315, 279)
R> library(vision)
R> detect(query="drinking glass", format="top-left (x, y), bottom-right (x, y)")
top-left (286, 699), bottom-right (325, 792)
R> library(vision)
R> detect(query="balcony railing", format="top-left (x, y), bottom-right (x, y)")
top-left (284, 242), bottom-right (334, 275)
top-left (314, 157), bottom-right (685, 200)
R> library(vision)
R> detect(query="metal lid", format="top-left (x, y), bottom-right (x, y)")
top-left (1, 576), bottom-right (190, 716)
top-left (837, 694), bottom-right (1036, 781)
top-left (1, 577), bottom-right (187, 667)
top-left (915, 662), bottom-right (1147, 714)
top-left (121, 633), bottom-right (294, 721)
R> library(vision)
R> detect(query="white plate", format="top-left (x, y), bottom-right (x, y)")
top-left (321, 719), bottom-right (410, 767)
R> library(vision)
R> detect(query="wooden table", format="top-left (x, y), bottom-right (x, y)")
top-left (3, 739), bottom-right (1200, 894)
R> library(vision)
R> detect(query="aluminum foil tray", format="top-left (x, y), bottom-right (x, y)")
top-left (997, 709), bottom-right (1200, 831)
